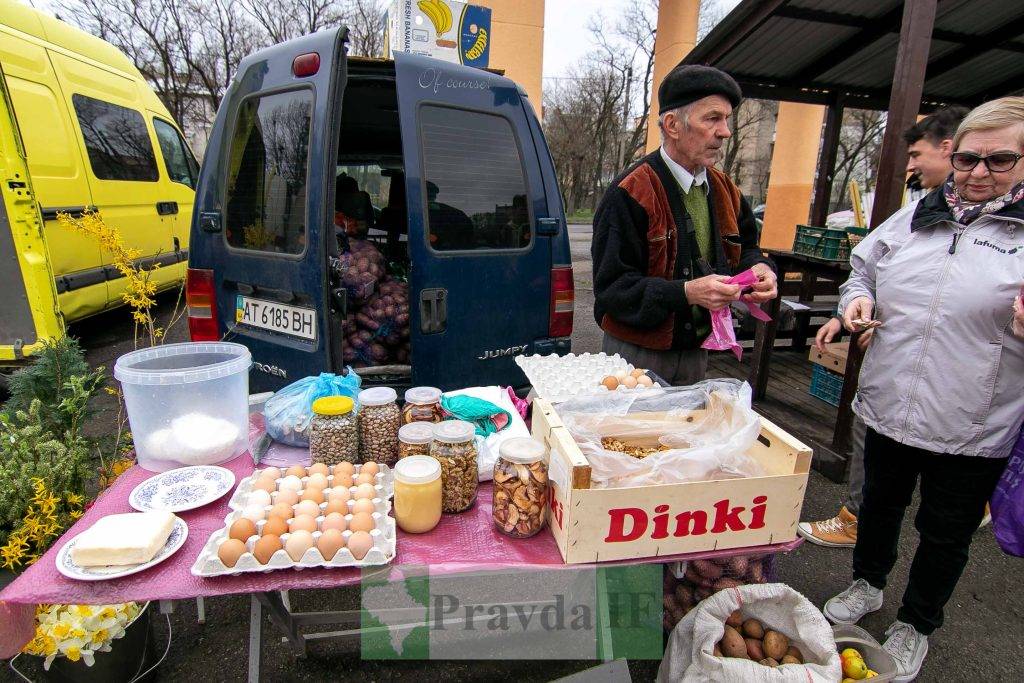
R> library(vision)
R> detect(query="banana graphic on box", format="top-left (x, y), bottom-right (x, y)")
top-left (418, 0), bottom-right (454, 44)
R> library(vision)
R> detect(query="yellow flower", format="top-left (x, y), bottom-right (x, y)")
top-left (64, 645), bottom-right (81, 662)
top-left (72, 605), bottom-right (94, 618)
top-left (99, 607), bottom-right (117, 620)
top-left (91, 628), bottom-right (109, 645)
top-left (52, 622), bottom-right (71, 639)
top-left (65, 492), bottom-right (85, 506)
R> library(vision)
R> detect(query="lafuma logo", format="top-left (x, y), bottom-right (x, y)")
top-left (973, 238), bottom-right (1019, 254)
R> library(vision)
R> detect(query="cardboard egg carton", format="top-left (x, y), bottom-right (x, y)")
top-left (229, 463), bottom-right (394, 510)
top-left (190, 505), bottom-right (396, 576)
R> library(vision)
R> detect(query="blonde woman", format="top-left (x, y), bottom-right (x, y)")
top-left (824, 97), bottom-right (1024, 682)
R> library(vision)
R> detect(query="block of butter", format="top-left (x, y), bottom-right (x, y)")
top-left (70, 511), bottom-right (177, 567)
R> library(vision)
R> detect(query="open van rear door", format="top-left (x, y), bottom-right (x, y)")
top-left (394, 53), bottom-right (555, 389)
top-left (0, 65), bottom-right (62, 365)
top-left (188, 29), bottom-right (347, 392)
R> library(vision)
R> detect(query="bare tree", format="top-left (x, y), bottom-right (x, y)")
top-left (697, 0), bottom-right (726, 42)
top-left (347, 0), bottom-right (387, 57)
top-left (830, 109), bottom-right (887, 212)
top-left (238, 0), bottom-right (345, 45)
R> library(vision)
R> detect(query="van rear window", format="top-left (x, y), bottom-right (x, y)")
top-left (72, 95), bottom-right (158, 182)
top-left (419, 106), bottom-right (531, 252)
top-left (225, 90), bottom-right (313, 255)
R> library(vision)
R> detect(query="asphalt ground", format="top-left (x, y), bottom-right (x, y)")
top-left (3, 226), bottom-right (1021, 681)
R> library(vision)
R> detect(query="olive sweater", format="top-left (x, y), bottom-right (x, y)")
top-left (591, 150), bottom-right (773, 351)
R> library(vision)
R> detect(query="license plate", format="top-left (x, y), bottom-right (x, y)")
top-left (235, 296), bottom-right (316, 340)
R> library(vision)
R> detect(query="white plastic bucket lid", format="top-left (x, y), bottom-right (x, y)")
top-left (498, 437), bottom-right (547, 464)
top-left (394, 455), bottom-right (441, 484)
top-left (433, 419), bottom-right (475, 443)
top-left (404, 386), bottom-right (442, 405)
top-left (113, 342), bottom-right (251, 385)
top-left (399, 422), bottom-right (435, 445)
top-left (359, 387), bottom-right (397, 407)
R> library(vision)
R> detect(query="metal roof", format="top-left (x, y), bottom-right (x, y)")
top-left (683, 0), bottom-right (1024, 110)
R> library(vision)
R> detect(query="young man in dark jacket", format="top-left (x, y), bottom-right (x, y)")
top-left (592, 65), bottom-right (777, 385)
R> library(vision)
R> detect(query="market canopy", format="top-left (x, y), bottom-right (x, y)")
top-left (682, 0), bottom-right (1024, 111)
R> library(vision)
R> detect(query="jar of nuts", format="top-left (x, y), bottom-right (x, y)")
top-left (402, 386), bottom-right (443, 424)
top-left (399, 421), bottom-right (434, 459)
top-left (357, 387), bottom-right (400, 466)
top-left (493, 437), bottom-right (548, 538)
top-left (429, 420), bottom-right (478, 513)
top-left (309, 396), bottom-right (358, 465)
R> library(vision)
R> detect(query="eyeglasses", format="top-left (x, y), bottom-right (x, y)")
top-left (950, 151), bottom-right (1024, 173)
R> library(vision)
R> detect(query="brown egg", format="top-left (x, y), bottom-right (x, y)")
top-left (360, 462), bottom-right (380, 477)
top-left (601, 375), bottom-right (619, 390)
top-left (621, 376), bottom-right (638, 389)
top-left (332, 475), bottom-right (354, 489)
top-left (332, 462), bottom-right (355, 478)
top-left (269, 502), bottom-right (294, 520)
top-left (308, 463), bottom-right (329, 477)
top-left (289, 514), bottom-right (317, 533)
top-left (228, 518), bottom-right (257, 543)
top-left (321, 511), bottom-right (347, 533)
top-left (355, 471), bottom-right (376, 486)
top-left (253, 534), bottom-right (282, 564)
top-left (347, 530), bottom-right (374, 560)
top-left (300, 488), bottom-right (325, 505)
top-left (324, 499), bottom-right (349, 516)
top-left (252, 478), bottom-right (277, 494)
top-left (217, 538), bottom-right (247, 568)
top-left (318, 529), bottom-right (346, 561)
top-left (286, 464), bottom-right (307, 478)
top-left (274, 489), bottom-right (299, 506)
top-left (351, 498), bottom-right (376, 515)
top-left (294, 500), bottom-right (320, 518)
top-left (327, 487), bottom-right (351, 504)
top-left (349, 511), bottom-right (375, 533)
top-left (637, 374), bottom-right (654, 388)
top-left (306, 473), bottom-right (329, 490)
top-left (262, 516), bottom-right (289, 537)
top-left (354, 483), bottom-right (376, 500)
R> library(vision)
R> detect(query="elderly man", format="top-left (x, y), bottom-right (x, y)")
top-left (591, 65), bottom-right (777, 385)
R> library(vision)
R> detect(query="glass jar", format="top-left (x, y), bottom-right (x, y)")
top-left (493, 437), bottom-right (548, 538)
top-left (393, 455), bottom-right (442, 533)
top-left (399, 422), bottom-right (434, 459)
top-left (429, 420), bottom-right (478, 513)
top-left (358, 387), bottom-right (400, 466)
top-left (308, 396), bottom-right (358, 465)
top-left (402, 386), bottom-right (443, 424)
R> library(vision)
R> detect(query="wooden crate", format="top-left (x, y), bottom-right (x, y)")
top-left (531, 399), bottom-right (811, 564)
top-left (808, 341), bottom-right (849, 375)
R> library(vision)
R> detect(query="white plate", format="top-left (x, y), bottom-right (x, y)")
top-left (129, 466), bottom-right (235, 512)
top-left (55, 517), bottom-right (188, 582)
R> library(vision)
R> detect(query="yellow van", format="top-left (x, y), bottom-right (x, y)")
top-left (0, 2), bottom-right (197, 370)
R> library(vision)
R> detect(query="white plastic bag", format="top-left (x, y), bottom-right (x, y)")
top-left (442, 386), bottom-right (531, 482)
top-left (557, 380), bottom-right (764, 488)
top-left (658, 583), bottom-right (842, 682)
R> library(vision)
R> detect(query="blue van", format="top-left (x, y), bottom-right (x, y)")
top-left (186, 29), bottom-right (573, 393)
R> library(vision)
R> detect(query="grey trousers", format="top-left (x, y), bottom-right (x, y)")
top-left (601, 334), bottom-right (708, 387)
top-left (844, 415), bottom-right (867, 516)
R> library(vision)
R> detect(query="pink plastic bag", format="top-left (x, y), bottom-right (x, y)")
top-left (701, 269), bottom-right (771, 360)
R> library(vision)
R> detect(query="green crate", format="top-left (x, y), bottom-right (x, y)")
top-left (809, 364), bottom-right (844, 406)
top-left (793, 225), bottom-right (861, 262)
top-left (793, 225), bottom-right (827, 258)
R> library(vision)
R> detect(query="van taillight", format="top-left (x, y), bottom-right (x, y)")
top-left (549, 266), bottom-right (574, 338)
top-left (292, 52), bottom-right (320, 77)
top-left (186, 268), bottom-right (219, 341)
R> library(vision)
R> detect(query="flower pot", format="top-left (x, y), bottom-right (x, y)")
top-left (43, 603), bottom-right (155, 683)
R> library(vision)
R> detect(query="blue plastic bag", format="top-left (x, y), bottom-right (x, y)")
top-left (991, 425), bottom-right (1024, 557)
top-left (264, 371), bottom-right (361, 447)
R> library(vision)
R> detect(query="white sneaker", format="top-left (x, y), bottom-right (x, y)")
top-left (824, 578), bottom-right (883, 624)
top-left (883, 620), bottom-right (929, 682)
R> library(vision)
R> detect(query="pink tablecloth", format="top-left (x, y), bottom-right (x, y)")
top-left (0, 448), bottom-right (801, 657)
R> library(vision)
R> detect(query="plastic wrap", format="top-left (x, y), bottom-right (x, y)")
top-left (557, 380), bottom-right (764, 488)
top-left (263, 371), bottom-right (362, 447)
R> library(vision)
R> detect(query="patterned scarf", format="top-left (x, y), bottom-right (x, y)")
top-left (943, 178), bottom-right (1024, 224)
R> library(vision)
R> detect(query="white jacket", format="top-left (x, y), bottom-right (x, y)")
top-left (839, 188), bottom-right (1024, 458)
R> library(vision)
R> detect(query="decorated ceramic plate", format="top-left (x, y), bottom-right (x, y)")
top-left (55, 516), bottom-right (188, 581)
top-left (129, 466), bottom-right (235, 513)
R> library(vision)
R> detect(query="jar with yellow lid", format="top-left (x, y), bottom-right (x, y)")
top-left (399, 421), bottom-right (434, 459)
top-left (393, 455), bottom-right (442, 533)
top-left (309, 396), bottom-right (359, 465)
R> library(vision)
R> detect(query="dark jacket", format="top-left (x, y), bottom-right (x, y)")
top-left (592, 150), bottom-right (772, 350)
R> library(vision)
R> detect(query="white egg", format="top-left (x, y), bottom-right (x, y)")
top-left (614, 370), bottom-right (628, 381)
top-left (279, 475), bottom-right (303, 492)
top-left (241, 504), bottom-right (266, 522)
top-left (246, 489), bottom-right (271, 507)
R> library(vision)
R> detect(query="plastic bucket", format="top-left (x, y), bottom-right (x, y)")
top-left (114, 342), bottom-right (252, 472)
top-left (832, 623), bottom-right (898, 682)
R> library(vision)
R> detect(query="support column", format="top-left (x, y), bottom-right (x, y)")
top-left (809, 98), bottom-right (844, 227)
top-left (477, 0), bottom-right (546, 106)
top-left (760, 102), bottom-right (825, 249)
top-left (645, 0), bottom-right (701, 153)
top-left (868, 0), bottom-right (936, 228)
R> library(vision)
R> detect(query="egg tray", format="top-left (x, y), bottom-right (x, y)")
top-left (228, 464), bottom-right (394, 511)
top-left (515, 352), bottom-right (657, 403)
top-left (190, 503), bottom-right (396, 577)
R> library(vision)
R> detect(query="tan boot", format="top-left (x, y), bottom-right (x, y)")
top-left (798, 506), bottom-right (857, 547)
